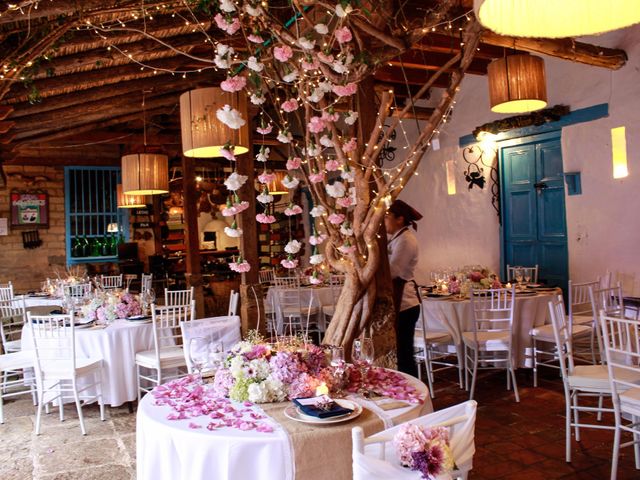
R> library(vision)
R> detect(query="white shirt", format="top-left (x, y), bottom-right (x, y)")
top-left (387, 227), bottom-right (420, 311)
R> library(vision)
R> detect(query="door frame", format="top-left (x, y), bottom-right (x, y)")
top-left (497, 130), bottom-right (564, 279)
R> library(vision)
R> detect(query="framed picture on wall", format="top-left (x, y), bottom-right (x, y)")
top-left (10, 190), bottom-right (49, 228)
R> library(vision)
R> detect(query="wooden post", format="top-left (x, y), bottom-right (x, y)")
top-left (181, 154), bottom-right (205, 318)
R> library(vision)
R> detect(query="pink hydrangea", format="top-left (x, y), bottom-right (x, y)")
top-left (274, 44), bottom-right (293, 62)
top-left (325, 159), bottom-right (340, 171)
top-left (342, 137), bottom-right (357, 153)
top-left (335, 26), bottom-right (353, 44)
top-left (332, 82), bottom-right (357, 97)
top-left (256, 213), bottom-right (276, 224)
top-left (220, 75), bottom-right (246, 92)
top-left (307, 116), bottom-right (326, 133)
top-left (286, 157), bottom-right (302, 170)
top-left (328, 213), bottom-right (346, 225)
top-left (214, 13), bottom-right (241, 35)
top-left (281, 98), bottom-right (299, 112)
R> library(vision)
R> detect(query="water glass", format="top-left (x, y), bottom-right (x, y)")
top-left (189, 337), bottom-right (209, 382)
top-left (208, 341), bottom-right (225, 371)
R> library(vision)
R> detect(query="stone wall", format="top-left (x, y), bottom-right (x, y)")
top-left (0, 165), bottom-right (66, 292)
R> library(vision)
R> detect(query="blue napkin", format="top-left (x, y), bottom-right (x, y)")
top-left (293, 396), bottom-right (353, 419)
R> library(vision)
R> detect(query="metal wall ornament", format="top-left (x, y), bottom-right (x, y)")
top-left (462, 145), bottom-right (501, 218)
top-left (377, 126), bottom-right (397, 165)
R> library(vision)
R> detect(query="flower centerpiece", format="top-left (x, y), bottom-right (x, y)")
top-left (81, 291), bottom-right (142, 324)
top-left (393, 424), bottom-right (455, 479)
top-left (464, 267), bottom-right (501, 290)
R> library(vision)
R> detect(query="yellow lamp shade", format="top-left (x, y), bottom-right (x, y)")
top-left (487, 54), bottom-right (547, 114)
top-left (611, 126), bottom-right (629, 179)
top-left (121, 153), bottom-right (169, 195)
top-left (180, 87), bottom-right (250, 158)
top-left (475, 0), bottom-right (640, 38)
top-left (117, 184), bottom-right (147, 208)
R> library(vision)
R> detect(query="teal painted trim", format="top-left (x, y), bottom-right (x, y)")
top-left (496, 130), bottom-right (561, 149)
top-left (459, 103), bottom-right (609, 147)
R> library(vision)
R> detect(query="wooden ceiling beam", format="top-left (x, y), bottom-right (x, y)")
top-left (51, 130), bottom-right (181, 145)
top-left (0, 121), bottom-right (14, 133)
top-left (3, 156), bottom-right (121, 166)
top-left (414, 33), bottom-right (507, 60)
top-left (373, 66), bottom-right (452, 88)
top-left (0, 106), bottom-right (13, 120)
top-left (387, 50), bottom-right (489, 76)
top-left (0, 132), bottom-right (15, 144)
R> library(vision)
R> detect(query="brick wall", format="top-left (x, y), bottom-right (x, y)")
top-left (0, 165), bottom-right (66, 292)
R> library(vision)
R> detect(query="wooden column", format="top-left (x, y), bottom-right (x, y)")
top-left (181, 154), bottom-right (205, 318)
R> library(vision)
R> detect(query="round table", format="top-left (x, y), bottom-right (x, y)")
top-left (421, 290), bottom-right (560, 367)
top-left (21, 319), bottom-right (154, 406)
top-left (137, 372), bottom-right (431, 480)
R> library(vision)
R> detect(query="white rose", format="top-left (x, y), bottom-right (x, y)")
top-left (216, 105), bottom-right (246, 129)
top-left (340, 224), bottom-right (354, 236)
top-left (284, 239), bottom-right (302, 254)
top-left (308, 88), bottom-right (324, 103)
top-left (224, 172), bottom-right (248, 191)
top-left (314, 23), bottom-right (328, 35)
top-left (250, 93), bottom-right (266, 105)
top-left (335, 3), bottom-right (353, 17)
top-left (309, 253), bottom-right (325, 265)
top-left (224, 226), bottom-right (243, 238)
top-left (344, 111), bottom-right (359, 125)
top-left (326, 181), bottom-right (346, 198)
top-left (281, 175), bottom-right (299, 189)
top-left (282, 70), bottom-right (299, 83)
top-left (310, 205), bottom-right (326, 217)
top-left (257, 192), bottom-right (274, 204)
top-left (219, 0), bottom-right (236, 12)
top-left (307, 143), bottom-right (320, 157)
top-left (298, 37), bottom-right (315, 50)
top-left (319, 135), bottom-right (334, 147)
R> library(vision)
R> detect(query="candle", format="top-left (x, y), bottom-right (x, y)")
top-left (315, 382), bottom-right (329, 396)
top-left (441, 284), bottom-right (449, 293)
top-left (506, 282), bottom-right (512, 288)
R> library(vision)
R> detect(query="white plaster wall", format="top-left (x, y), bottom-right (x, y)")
top-left (394, 25), bottom-right (640, 292)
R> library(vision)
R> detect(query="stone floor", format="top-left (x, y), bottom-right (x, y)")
top-left (1, 367), bottom-right (639, 479)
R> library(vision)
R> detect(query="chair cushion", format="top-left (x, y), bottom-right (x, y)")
top-left (41, 357), bottom-right (103, 378)
top-left (136, 346), bottom-right (186, 369)
top-left (620, 387), bottom-right (640, 415)
top-left (0, 350), bottom-right (33, 371)
top-left (3, 339), bottom-right (21, 352)
top-left (529, 324), bottom-right (591, 342)
top-left (462, 331), bottom-right (510, 350)
top-left (569, 365), bottom-right (640, 392)
top-left (414, 330), bottom-right (452, 347)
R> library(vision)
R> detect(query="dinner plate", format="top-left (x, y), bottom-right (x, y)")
top-left (126, 315), bottom-right (151, 322)
top-left (283, 399), bottom-right (362, 425)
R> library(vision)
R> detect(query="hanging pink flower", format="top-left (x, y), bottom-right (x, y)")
top-left (274, 45), bottom-right (293, 62)
top-left (337, 196), bottom-right (354, 208)
top-left (342, 137), bottom-right (357, 153)
top-left (286, 157), bottom-right (302, 170)
top-left (328, 213), bottom-right (346, 225)
top-left (281, 257), bottom-right (299, 269)
top-left (338, 242), bottom-right (357, 254)
top-left (302, 57), bottom-right (319, 71)
top-left (318, 52), bottom-right (334, 64)
top-left (220, 75), bottom-right (246, 93)
top-left (284, 204), bottom-right (303, 216)
top-left (335, 26), bottom-right (353, 44)
top-left (325, 159), bottom-right (340, 171)
top-left (248, 33), bottom-right (264, 44)
top-left (258, 171), bottom-right (276, 184)
top-left (214, 14), bottom-right (241, 35)
top-left (308, 171), bottom-right (325, 183)
top-left (222, 200), bottom-right (249, 217)
top-left (321, 111), bottom-right (340, 123)
top-left (220, 144), bottom-right (236, 161)
top-left (229, 257), bottom-right (251, 273)
top-left (308, 233), bottom-right (327, 246)
top-left (307, 116), bottom-right (326, 133)
top-left (256, 123), bottom-right (273, 135)
top-left (332, 82), bottom-right (357, 97)
top-left (281, 98), bottom-right (299, 112)
top-left (256, 213), bottom-right (276, 224)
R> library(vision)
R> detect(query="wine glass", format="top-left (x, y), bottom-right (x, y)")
top-left (208, 341), bottom-right (225, 372)
top-left (514, 268), bottom-right (524, 288)
top-left (331, 346), bottom-right (345, 367)
top-left (189, 337), bottom-right (210, 382)
top-left (360, 338), bottom-right (375, 367)
top-left (524, 270), bottom-right (532, 286)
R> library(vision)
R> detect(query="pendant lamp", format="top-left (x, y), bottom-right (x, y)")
top-left (474, 0), bottom-right (640, 38)
top-left (487, 54), bottom-right (547, 114)
top-left (117, 183), bottom-right (147, 208)
top-left (180, 87), bottom-right (250, 158)
top-left (121, 153), bottom-right (169, 195)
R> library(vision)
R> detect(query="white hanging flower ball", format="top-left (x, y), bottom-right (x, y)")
top-left (247, 56), bottom-right (264, 72)
top-left (309, 253), bottom-right (325, 265)
top-left (224, 172), bottom-right (248, 191)
top-left (216, 105), bottom-right (246, 129)
top-left (281, 175), bottom-right (300, 189)
top-left (219, 0), bottom-right (236, 12)
top-left (257, 192), bottom-right (274, 204)
top-left (224, 226), bottom-right (243, 238)
top-left (310, 205), bottom-right (326, 217)
top-left (314, 23), bottom-right (329, 35)
top-left (284, 239), bottom-right (302, 254)
top-left (344, 111), bottom-right (359, 125)
top-left (326, 181), bottom-right (347, 198)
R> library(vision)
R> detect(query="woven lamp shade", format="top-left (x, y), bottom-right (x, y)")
top-left (117, 184), bottom-right (146, 209)
top-left (121, 153), bottom-right (169, 195)
top-left (180, 87), bottom-right (250, 158)
top-left (474, 0), bottom-right (640, 38)
top-left (487, 55), bottom-right (547, 114)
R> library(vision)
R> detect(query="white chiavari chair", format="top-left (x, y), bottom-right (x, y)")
top-left (0, 296), bottom-right (27, 354)
top-left (273, 287), bottom-right (318, 338)
top-left (569, 279), bottom-right (601, 364)
top-left (352, 400), bottom-right (477, 480)
top-left (322, 274), bottom-right (345, 324)
top-left (27, 311), bottom-right (105, 435)
top-left (124, 274), bottom-right (137, 291)
top-left (463, 287), bottom-right (519, 402)
top-left (506, 264), bottom-right (539, 284)
top-left (180, 316), bottom-right (241, 374)
top-left (599, 312), bottom-right (640, 479)
top-left (63, 282), bottom-right (92, 299)
top-left (164, 287), bottom-right (194, 306)
top-left (141, 273), bottom-right (153, 293)
top-left (0, 282), bottom-right (13, 301)
top-left (258, 269), bottom-right (275, 286)
top-left (228, 290), bottom-right (240, 316)
top-left (100, 274), bottom-right (123, 289)
top-left (135, 300), bottom-right (195, 400)
top-left (0, 348), bottom-right (35, 424)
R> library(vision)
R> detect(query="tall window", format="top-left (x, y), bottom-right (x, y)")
top-left (64, 166), bottom-right (128, 264)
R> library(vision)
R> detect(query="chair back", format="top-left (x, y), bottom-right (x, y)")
top-left (352, 400), bottom-right (477, 480)
top-left (599, 312), bottom-right (640, 416)
top-left (141, 273), bottom-right (153, 293)
top-left (273, 276), bottom-right (300, 289)
top-left (0, 296), bottom-right (26, 352)
top-left (180, 315), bottom-right (241, 373)
top-left (164, 287), bottom-right (194, 306)
top-left (568, 279), bottom-right (599, 325)
top-left (258, 269), bottom-right (275, 285)
top-left (100, 274), bottom-right (123, 289)
top-left (589, 283), bottom-right (625, 319)
top-left (274, 286), bottom-right (314, 336)
top-left (469, 287), bottom-right (515, 337)
top-left (151, 301), bottom-right (195, 355)
top-left (27, 312), bottom-right (78, 377)
top-left (548, 295), bottom-right (576, 379)
top-left (228, 290), bottom-right (240, 316)
top-left (506, 264), bottom-right (538, 283)
top-left (63, 282), bottom-right (92, 299)
top-left (0, 282), bottom-right (14, 301)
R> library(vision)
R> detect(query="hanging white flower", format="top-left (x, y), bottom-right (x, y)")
top-left (314, 23), bottom-right (328, 35)
top-left (326, 181), bottom-right (347, 198)
top-left (247, 56), bottom-right (264, 72)
top-left (308, 88), bottom-right (324, 103)
top-left (344, 110), bottom-right (359, 125)
top-left (284, 239), bottom-right (302, 254)
top-left (214, 43), bottom-right (233, 68)
top-left (341, 167), bottom-right (356, 182)
top-left (298, 37), bottom-right (315, 50)
top-left (340, 223), bottom-right (354, 236)
top-left (335, 3), bottom-right (353, 17)
top-left (257, 192), bottom-right (274, 204)
top-left (319, 81), bottom-right (333, 93)
top-left (224, 172), bottom-right (248, 191)
top-left (307, 143), bottom-right (320, 157)
top-left (310, 205), bottom-right (326, 217)
top-left (244, 3), bottom-right (261, 16)
top-left (282, 70), bottom-right (299, 83)
top-left (319, 135), bottom-right (334, 148)
top-left (332, 61), bottom-right (349, 74)
top-left (250, 93), bottom-right (266, 105)
top-left (277, 130), bottom-right (293, 144)
top-left (309, 232), bottom-right (327, 244)
top-left (219, 0), bottom-right (236, 12)
top-left (309, 253), bottom-right (325, 265)
top-left (256, 146), bottom-right (270, 162)
top-left (224, 226), bottom-right (243, 238)
top-left (281, 175), bottom-right (300, 189)
top-left (216, 105), bottom-right (246, 129)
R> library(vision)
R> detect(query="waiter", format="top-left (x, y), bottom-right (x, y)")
top-left (385, 199), bottom-right (423, 377)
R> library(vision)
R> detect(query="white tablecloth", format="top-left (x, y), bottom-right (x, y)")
top-left (266, 286), bottom-right (335, 334)
top-left (19, 294), bottom-right (64, 309)
top-left (21, 319), bottom-right (154, 406)
top-left (136, 371), bottom-right (431, 480)
top-left (421, 291), bottom-right (559, 367)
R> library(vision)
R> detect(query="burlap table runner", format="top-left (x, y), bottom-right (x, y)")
top-left (261, 402), bottom-right (385, 480)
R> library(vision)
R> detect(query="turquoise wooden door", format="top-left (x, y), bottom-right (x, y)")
top-left (500, 133), bottom-right (568, 294)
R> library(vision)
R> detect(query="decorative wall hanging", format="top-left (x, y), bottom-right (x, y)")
top-left (377, 126), bottom-right (397, 165)
top-left (10, 189), bottom-right (49, 227)
top-left (462, 146), bottom-right (501, 217)
top-left (473, 105), bottom-right (569, 139)
top-left (22, 229), bottom-right (42, 249)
